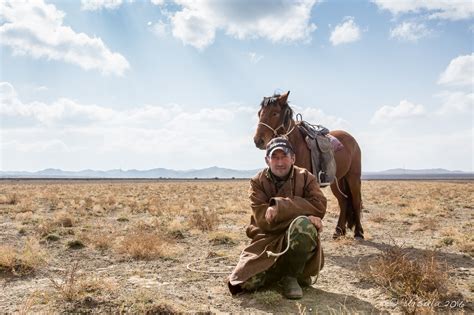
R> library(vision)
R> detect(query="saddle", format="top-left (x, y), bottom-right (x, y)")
top-left (297, 120), bottom-right (337, 187)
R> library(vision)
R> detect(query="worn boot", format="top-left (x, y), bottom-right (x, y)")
top-left (282, 276), bottom-right (303, 299)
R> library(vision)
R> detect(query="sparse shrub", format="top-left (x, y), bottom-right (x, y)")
top-left (1, 193), bottom-right (19, 205)
top-left (364, 243), bottom-right (452, 313)
top-left (369, 213), bottom-right (386, 223)
top-left (54, 211), bottom-right (73, 227)
top-left (209, 232), bottom-right (236, 245)
top-left (165, 218), bottom-right (186, 239)
top-left (0, 239), bottom-right (47, 275)
top-left (36, 220), bottom-right (56, 237)
top-left (67, 240), bottom-right (85, 249)
top-left (190, 208), bottom-right (219, 231)
top-left (441, 237), bottom-right (454, 246)
top-left (121, 289), bottom-right (182, 313)
top-left (84, 197), bottom-right (94, 210)
top-left (48, 261), bottom-right (113, 304)
top-left (84, 231), bottom-right (114, 250)
top-left (45, 234), bottom-right (60, 242)
top-left (118, 228), bottom-right (168, 260)
top-left (48, 195), bottom-right (60, 211)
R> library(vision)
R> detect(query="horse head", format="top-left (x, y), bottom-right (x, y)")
top-left (253, 91), bottom-right (294, 149)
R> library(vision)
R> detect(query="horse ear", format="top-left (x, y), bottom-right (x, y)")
top-left (278, 91), bottom-right (290, 105)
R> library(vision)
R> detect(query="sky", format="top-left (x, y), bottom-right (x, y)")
top-left (0, 0), bottom-right (473, 172)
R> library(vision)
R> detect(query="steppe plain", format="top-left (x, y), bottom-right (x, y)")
top-left (0, 179), bottom-right (472, 313)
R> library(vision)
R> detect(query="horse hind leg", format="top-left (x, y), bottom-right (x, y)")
top-left (346, 173), bottom-right (364, 239)
top-left (330, 178), bottom-right (349, 239)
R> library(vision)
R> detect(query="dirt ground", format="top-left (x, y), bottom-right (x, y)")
top-left (0, 179), bottom-right (472, 313)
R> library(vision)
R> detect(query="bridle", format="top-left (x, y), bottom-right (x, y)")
top-left (258, 107), bottom-right (296, 138)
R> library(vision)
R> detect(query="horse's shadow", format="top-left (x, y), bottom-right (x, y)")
top-left (328, 239), bottom-right (473, 271)
top-left (236, 286), bottom-right (383, 314)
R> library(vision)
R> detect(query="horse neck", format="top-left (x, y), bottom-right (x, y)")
top-left (287, 119), bottom-right (312, 171)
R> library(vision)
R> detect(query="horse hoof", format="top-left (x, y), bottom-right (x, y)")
top-left (354, 235), bottom-right (364, 241)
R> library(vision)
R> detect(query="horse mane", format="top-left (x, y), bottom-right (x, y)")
top-left (260, 94), bottom-right (294, 126)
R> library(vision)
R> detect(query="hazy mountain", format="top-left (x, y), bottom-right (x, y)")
top-left (0, 166), bottom-right (260, 179)
top-left (366, 168), bottom-right (465, 175)
top-left (0, 167), bottom-right (472, 179)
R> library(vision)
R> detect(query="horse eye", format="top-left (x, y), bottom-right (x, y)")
top-left (273, 112), bottom-right (279, 117)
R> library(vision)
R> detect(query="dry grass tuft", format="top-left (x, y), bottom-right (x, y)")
top-left (165, 218), bottom-right (187, 239)
top-left (0, 239), bottom-right (47, 276)
top-left (85, 231), bottom-right (115, 250)
top-left (0, 193), bottom-right (19, 205)
top-left (190, 208), bottom-right (219, 231)
top-left (117, 228), bottom-right (170, 260)
top-left (252, 290), bottom-right (281, 306)
top-left (67, 240), bottom-right (85, 250)
top-left (120, 289), bottom-right (183, 313)
top-left (48, 261), bottom-right (115, 304)
top-left (208, 231), bottom-right (236, 245)
top-left (364, 243), bottom-right (452, 313)
top-left (437, 227), bottom-right (474, 256)
top-left (369, 213), bottom-right (386, 223)
top-left (54, 211), bottom-right (74, 227)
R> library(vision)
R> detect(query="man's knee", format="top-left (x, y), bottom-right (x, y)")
top-left (288, 217), bottom-right (318, 254)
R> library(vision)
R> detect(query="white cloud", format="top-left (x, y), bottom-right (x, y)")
top-left (151, 20), bottom-right (169, 38)
top-left (292, 105), bottom-right (350, 130)
top-left (360, 127), bottom-right (473, 172)
top-left (35, 86), bottom-right (48, 92)
top-left (248, 52), bottom-right (263, 64)
top-left (330, 17), bottom-right (361, 46)
top-left (390, 21), bottom-right (431, 42)
top-left (1, 81), bottom-right (263, 170)
top-left (81, 0), bottom-right (123, 11)
top-left (371, 100), bottom-right (425, 124)
top-left (372, 0), bottom-right (474, 20)
top-left (150, 0), bottom-right (164, 5)
top-left (170, 0), bottom-right (317, 49)
top-left (435, 91), bottom-right (474, 115)
top-left (0, 0), bottom-right (130, 75)
top-left (438, 54), bottom-right (474, 87)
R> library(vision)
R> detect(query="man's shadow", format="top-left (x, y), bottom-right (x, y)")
top-left (235, 285), bottom-right (382, 314)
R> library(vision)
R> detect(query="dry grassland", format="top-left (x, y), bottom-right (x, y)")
top-left (0, 179), bottom-right (472, 313)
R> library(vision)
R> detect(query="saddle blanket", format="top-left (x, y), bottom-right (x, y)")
top-left (327, 134), bottom-right (344, 152)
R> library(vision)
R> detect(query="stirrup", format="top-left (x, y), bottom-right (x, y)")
top-left (318, 171), bottom-right (334, 187)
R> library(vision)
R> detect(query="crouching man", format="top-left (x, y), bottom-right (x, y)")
top-left (228, 137), bottom-right (327, 299)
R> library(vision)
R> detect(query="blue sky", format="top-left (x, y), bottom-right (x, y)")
top-left (1, 0), bottom-right (473, 172)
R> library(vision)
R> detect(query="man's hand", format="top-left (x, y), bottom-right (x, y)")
top-left (308, 215), bottom-right (323, 232)
top-left (265, 206), bottom-right (277, 223)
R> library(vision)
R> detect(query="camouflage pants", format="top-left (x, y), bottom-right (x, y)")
top-left (241, 217), bottom-right (318, 291)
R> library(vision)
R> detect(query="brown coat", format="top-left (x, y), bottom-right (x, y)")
top-left (228, 165), bottom-right (327, 293)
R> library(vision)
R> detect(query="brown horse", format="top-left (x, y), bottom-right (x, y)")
top-left (253, 91), bottom-right (364, 239)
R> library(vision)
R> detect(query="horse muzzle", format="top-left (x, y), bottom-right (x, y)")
top-left (254, 137), bottom-right (265, 150)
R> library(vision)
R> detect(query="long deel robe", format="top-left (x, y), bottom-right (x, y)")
top-left (228, 165), bottom-right (327, 294)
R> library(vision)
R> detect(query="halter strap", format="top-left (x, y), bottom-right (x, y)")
top-left (258, 119), bottom-right (295, 138)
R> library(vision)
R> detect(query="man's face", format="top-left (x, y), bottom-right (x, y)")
top-left (265, 149), bottom-right (295, 178)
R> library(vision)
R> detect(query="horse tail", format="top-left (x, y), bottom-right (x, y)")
top-left (344, 178), bottom-right (356, 230)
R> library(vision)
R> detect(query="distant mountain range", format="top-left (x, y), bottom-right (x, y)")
top-left (0, 167), bottom-right (473, 180)
top-left (0, 166), bottom-right (259, 179)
